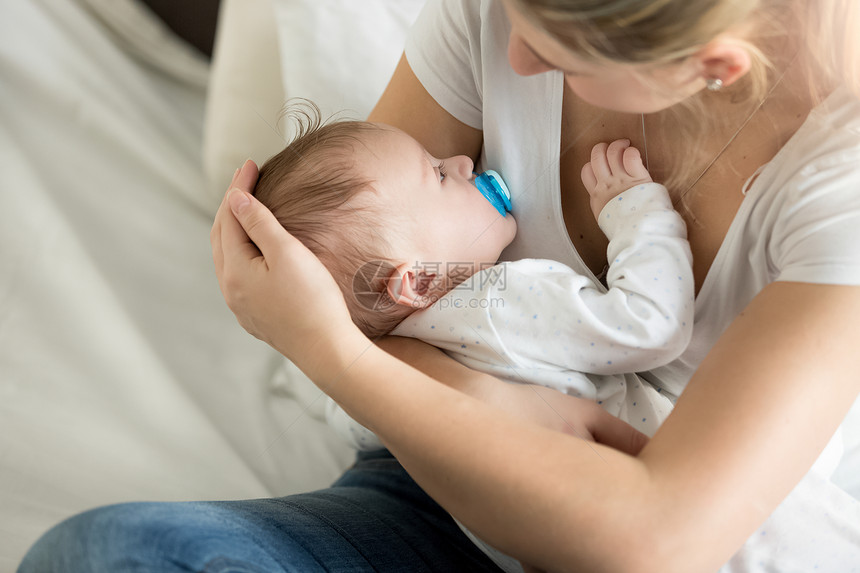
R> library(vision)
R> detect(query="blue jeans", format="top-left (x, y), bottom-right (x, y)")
top-left (18, 450), bottom-right (505, 572)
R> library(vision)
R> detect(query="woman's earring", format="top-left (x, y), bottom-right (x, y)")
top-left (706, 77), bottom-right (724, 91)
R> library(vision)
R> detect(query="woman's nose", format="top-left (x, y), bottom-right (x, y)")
top-left (507, 33), bottom-right (554, 76)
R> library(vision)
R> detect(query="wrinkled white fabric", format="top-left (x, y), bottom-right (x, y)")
top-left (0, 1), bottom-right (356, 566)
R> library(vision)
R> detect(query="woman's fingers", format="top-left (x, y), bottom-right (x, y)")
top-left (212, 160), bottom-right (260, 287)
top-left (588, 407), bottom-right (649, 456)
top-left (218, 160), bottom-right (255, 225)
top-left (225, 189), bottom-right (291, 265)
top-left (232, 159), bottom-right (259, 197)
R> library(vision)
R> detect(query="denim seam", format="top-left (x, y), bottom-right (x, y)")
top-left (197, 503), bottom-right (310, 573)
top-left (312, 493), bottom-right (438, 573)
top-left (277, 499), bottom-right (382, 573)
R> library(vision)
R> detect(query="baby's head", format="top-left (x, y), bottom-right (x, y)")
top-left (254, 105), bottom-right (517, 338)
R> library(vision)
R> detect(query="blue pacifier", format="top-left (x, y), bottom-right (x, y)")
top-left (474, 170), bottom-right (512, 216)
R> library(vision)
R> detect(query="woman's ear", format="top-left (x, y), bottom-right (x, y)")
top-left (695, 37), bottom-right (752, 89)
top-left (386, 262), bottom-right (438, 309)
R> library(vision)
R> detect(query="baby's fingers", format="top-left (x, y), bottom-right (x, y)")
top-left (589, 142), bottom-right (611, 181)
top-left (581, 162), bottom-right (598, 193)
top-left (622, 146), bottom-right (652, 182)
top-left (606, 139), bottom-right (630, 177)
top-left (589, 407), bottom-right (649, 456)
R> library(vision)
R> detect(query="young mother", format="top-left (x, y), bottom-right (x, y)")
top-left (23, 0), bottom-right (860, 571)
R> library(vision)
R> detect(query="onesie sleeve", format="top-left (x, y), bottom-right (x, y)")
top-left (492, 183), bottom-right (695, 375)
top-left (771, 155), bottom-right (860, 285)
top-left (404, 0), bottom-right (484, 129)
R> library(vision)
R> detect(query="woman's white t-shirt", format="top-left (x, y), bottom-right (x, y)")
top-left (405, 0), bottom-right (860, 400)
top-left (403, 0), bottom-right (860, 571)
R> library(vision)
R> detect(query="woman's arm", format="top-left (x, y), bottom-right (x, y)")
top-left (367, 54), bottom-right (483, 161)
top-left (377, 336), bottom-right (649, 453)
top-left (213, 182), bottom-right (860, 573)
top-left (375, 281), bottom-right (860, 573)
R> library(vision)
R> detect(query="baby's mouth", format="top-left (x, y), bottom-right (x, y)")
top-left (473, 170), bottom-right (512, 217)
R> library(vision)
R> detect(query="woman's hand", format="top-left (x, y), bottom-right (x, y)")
top-left (210, 161), bottom-right (364, 378)
top-left (377, 336), bottom-right (649, 456)
top-left (504, 383), bottom-right (649, 455)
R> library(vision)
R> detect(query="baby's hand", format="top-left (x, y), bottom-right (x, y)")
top-left (581, 139), bottom-right (652, 220)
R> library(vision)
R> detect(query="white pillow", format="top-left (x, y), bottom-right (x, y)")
top-left (203, 0), bottom-right (425, 202)
top-left (270, 0), bottom-right (425, 137)
top-left (202, 0), bottom-right (287, 202)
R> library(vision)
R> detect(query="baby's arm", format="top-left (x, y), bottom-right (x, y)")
top-left (484, 140), bottom-right (694, 375)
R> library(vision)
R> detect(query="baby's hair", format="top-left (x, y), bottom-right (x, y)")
top-left (254, 101), bottom-right (417, 338)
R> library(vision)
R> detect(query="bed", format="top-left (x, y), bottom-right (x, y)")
top-left (1, 0), bottom-right (858, 569)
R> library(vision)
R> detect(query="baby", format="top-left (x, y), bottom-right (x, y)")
top-left (253, 108), bottom-right (694, 441)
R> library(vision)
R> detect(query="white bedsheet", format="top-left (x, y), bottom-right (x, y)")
top-left (0, 0), bottom-right (353, 567)
top-left (2, 0), bottom-right (859, 570)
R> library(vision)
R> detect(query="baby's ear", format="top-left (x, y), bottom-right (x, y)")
top-left (386, 262), bottom-right (438, 309)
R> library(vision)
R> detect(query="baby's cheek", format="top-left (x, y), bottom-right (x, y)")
top-left (498, 214), bottom-right (518, 249)
top-left (507, 213), bottom-right (518, 235)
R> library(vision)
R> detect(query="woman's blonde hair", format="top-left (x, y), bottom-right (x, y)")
top-left (514, 0), bottom-right (860, 198)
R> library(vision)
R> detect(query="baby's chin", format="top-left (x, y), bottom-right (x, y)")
top-left (487, 212), bottom-right (518, 262)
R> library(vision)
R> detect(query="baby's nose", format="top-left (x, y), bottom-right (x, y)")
top-left (450, 154), bottom-right (474, 178)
